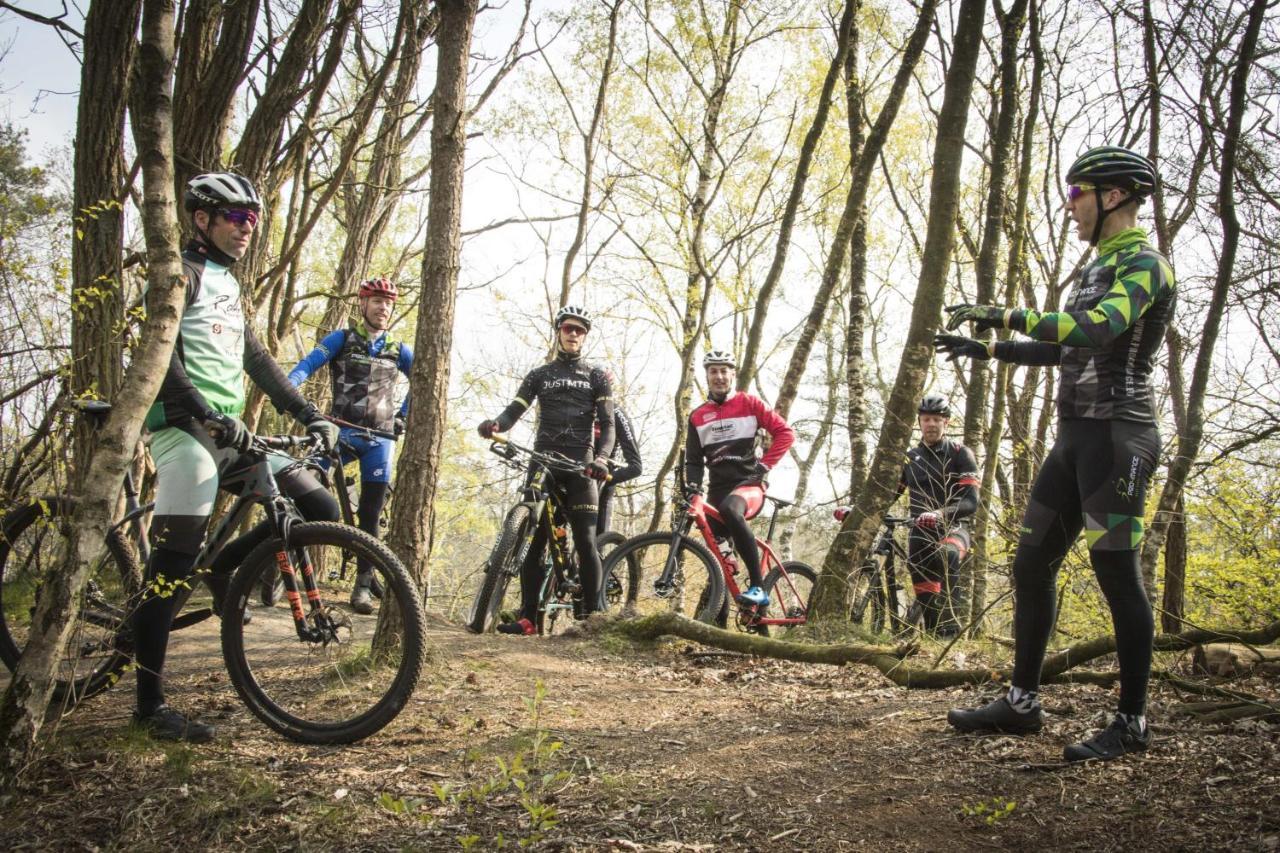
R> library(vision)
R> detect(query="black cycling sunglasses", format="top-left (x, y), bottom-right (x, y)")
top-left (218, 208), bottom-right (259, 228)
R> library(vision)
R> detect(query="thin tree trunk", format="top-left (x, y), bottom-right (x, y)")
top-left (843, 9), bottom-right (868, 500)
top-left (810, 0), bottom-right (988, 621)
top-left (771, 0), bottom-right (940, 419)
top-left (737, 0), bottom-right (858, 389)
top-left (1138, 0), bottom-right (1266, 592)
top-left (0, 0), bottom-right (183, 787)
top-left (384, 0), bottom-right (478, 606)
top-left (557, 0), bottom-right (623, 310)
top-left (69, 0), bottom-right (143, 477)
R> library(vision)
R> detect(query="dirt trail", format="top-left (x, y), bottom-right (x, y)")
top-left (3, 618), bottom-right (1278, 851)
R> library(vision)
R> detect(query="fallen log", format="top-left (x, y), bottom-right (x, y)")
top-left (610, 612), bottom-right (1280, 691)
top-left (1192, 643), bottom-right (1280, 678)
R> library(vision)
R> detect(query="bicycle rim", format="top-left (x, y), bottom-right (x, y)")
top-left (222, 522), bottom-right (425, 744)
top-left (0, 499), bottom-right (138, 708)
top-left (603, 532), bottom-right (724, 624)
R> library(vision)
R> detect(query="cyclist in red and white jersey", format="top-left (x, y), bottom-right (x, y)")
top-left (683, 351), bottom-right (794, 607)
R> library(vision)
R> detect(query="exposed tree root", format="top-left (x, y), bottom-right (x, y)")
top-left (611, 612), bottom-right (1280, 692)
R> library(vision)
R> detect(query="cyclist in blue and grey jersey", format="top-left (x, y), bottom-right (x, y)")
top-left (288, 277), bottom-right (413, 612)
top-left (133, 173), bottom-right (340, 743)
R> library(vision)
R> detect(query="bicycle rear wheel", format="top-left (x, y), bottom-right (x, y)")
top-left (465, 505), bottom-right (531, 634)
top-left (0, 498), bottom-right (139, 708)
top-left (221, 522), bottom-right (425, 744)
top-left (759, 560), bottom-right (817, 635)
top-left (597, 531), bottom-right (629, 610)
top-left (602, 531), bottom-right (724, 624)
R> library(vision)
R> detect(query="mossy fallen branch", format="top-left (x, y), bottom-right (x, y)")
top-left (610, 612), bottom-right (1280, 691)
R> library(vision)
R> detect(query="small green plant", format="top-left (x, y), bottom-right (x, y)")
top-left (961, 796), bottom-right (1017, 825)
top-left (399, 679), bottom-right (570, 849)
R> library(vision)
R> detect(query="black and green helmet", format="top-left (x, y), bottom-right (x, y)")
top-left (1066, 146), bottom-right (1157, 196)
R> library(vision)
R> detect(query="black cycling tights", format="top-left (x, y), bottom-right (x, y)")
top-left (1010, 418), bottom-right (1159, 715)
top-left (519, 471), bottom-right (603, 621)
top-left (709, 494), bottom-right (762, 588)
top-left (355, 481), bottom-right (390, 578)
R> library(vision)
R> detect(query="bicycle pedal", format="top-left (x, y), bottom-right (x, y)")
top-left (653, 581), bottom-right (675, 599)
top-left (560, 581), bottom-right (582, 596)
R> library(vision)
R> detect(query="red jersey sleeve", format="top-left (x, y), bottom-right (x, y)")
top-left (752, 395), bottom-right (794, 469)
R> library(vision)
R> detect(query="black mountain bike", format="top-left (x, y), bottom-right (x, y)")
top-left (257, 414), bottom-right (397, 606)
top-left (464, 437), bottom-right (628, 635)
top-left (0, 401), bottom-right (425, 744)
top-left (847, 514), bottom-right (925, 635)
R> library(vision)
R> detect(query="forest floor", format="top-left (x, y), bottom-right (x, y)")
top-left (1, 614), bottom-right (1277, 852)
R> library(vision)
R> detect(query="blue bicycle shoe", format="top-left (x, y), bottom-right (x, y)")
top-left (735, 586), bottom-right (770, 608)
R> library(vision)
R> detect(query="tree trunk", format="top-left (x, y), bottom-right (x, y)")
top-left (0, 0), bottom-right (183, 788)
top-left (810, 0), bottom-right (987, 621)
top-left (557, 0), bottom-right (623, 310)
top-left (843, 10), bottom-right (868, 500)
top-left (1138, 0), bottom-right (1267, 592)
top-left (645, 1), bottom-right (741, 532)
top-left (771, 0), bottom-right (939, 419)
top-left (1159, 493), bottom-right (1186, 632)
top-left (737, 0), bottom-right (859, 389)
top-left (385, 0), bottom-right (478, 605)
top-left (69, 0), bottom-right (143, 478)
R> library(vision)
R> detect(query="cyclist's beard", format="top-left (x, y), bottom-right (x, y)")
top-left (362, 307), bottom-right (388, 332)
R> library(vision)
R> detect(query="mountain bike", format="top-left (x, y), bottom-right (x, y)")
top-left (464, 436), bottom-right (627, 635)
top-left (256, 414), bottom-right (397, 606)
top-left (843, 512), bottom-right (925, 635)
top-left (604, 487), bottom-right (815, 635)
top-left (0, 400), bottom-right (425, 744)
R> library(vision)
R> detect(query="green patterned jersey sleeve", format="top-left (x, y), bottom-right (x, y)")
top-left (1008, 251), bottom-right (1172, 348)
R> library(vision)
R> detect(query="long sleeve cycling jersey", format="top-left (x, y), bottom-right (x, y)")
top-left (897, 439), bottom-right (979, 522)
top-left (608, 408), bottom-right (643, 485)
top-left (992, 227), bottom-right (1175, 423)
top-left (289, 322), bottom-right (413, 431)
top-left (145, 241), bottom-right (310, 431)
top-left (494, 351), bottom-right (615, 459)
top-left (685, 391), bottom-right (794, 494)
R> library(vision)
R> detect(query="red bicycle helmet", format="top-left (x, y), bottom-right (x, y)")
top-left (358, 277), bottom-right (398, 300)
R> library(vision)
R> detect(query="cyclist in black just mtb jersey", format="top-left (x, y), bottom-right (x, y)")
top-left (597, 406), bottom-right (642, 536)
top-left (898, 394), bottom-right (979, 637)
top-left (937, 146), bottom-right (1175, 762)
top-left (478, 305), bottom-right (615, 635)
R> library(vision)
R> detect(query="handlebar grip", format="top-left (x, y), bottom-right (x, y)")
top-left (259, 434), bottom-right (314, 450)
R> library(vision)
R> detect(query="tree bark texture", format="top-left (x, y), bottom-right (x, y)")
top-left (810, 0), bottom-right (987, 621)
top-left (69, 0), bottom-right (143, 478)
top-left (0, 0), bottom-right (184, 788)
top-left (385, 0), bottom-right (478, 600)
top-left (843, 11), bottom-right (868, 500)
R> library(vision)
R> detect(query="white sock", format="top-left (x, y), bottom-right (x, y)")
top-left (1005, 686), bottom-right (1040, 713)
top-left (1117, 712), bottom-right (1146, 734)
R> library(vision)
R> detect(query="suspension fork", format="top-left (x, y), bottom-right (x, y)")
top-left (264, 497), bottom-right (325, 642)
top-left (656, 515), bottom-right (695, 587)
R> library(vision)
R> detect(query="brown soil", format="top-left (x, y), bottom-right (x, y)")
top-left (1, 617), bottom-right (1278, 852)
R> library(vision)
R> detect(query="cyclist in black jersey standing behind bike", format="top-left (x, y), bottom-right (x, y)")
top-left (898, 394), bottom-right (979, 637)
top-left (596, 406), bottom-right (642, 536)
top-left (937, 146), bottom-right (1175, 761)
top-left (478, 306), bottom-right (615, 635)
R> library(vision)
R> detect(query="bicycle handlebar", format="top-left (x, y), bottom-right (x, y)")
top-left (257, 433), bottom-right (319, 451)
top-left (320, 413), bottom-right (398, 441)
top-left (487, 434), bottom-right (612, 481)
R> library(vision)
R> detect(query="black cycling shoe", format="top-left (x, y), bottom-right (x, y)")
top-left (1063, 716), bottom-right (1151, 762)
top-left (132, 704), bottom-right (215, 743)
top-left (947, 695), bottom-right (1045, 735)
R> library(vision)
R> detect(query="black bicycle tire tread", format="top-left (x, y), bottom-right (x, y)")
top-left (221, 521), bottom-right (425, 744)
top-left (466, 506), bottom-right (532, 634)
top-left (600, 531), bottom-right (725, 624)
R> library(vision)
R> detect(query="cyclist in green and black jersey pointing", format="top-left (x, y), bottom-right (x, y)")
top-left (937, 146), bottom-right (1174, 761)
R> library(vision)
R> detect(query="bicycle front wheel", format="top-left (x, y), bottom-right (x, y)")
top-left (602, 531), bottom-right (724, 624)
top-left (848, 560), bottom-right (887, 633)
top-left (0, 498), bottom-right (139, 708)
top-left (465, 505), bottom-right (532, 634)
top-left (221, 522), bottom-right (425, 744)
